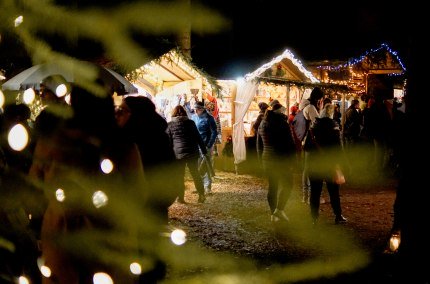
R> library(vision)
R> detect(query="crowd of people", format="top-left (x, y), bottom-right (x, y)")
top-left (251, 86), bottom-right (405, 227)
top-left (0, 78), bottom-right (406, 282)
top-left (0, 76), bottom-right (220, 283)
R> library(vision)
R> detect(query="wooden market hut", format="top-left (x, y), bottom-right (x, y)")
top-left (306, 43), bottom-right (407, 101)
top-left (226, 48), bottom-right (320, 168)
top-left (126, 48), bottom-right (220, 121)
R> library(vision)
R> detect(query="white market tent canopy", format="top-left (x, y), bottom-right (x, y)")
top-left (233, 48), bottom-right (319, 164)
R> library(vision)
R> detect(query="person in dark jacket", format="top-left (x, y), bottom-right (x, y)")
top-left (251, 102), bottom-right (269, 136)
top-left (307, 103), bottom-right (347, 225)
top-left (116, 96), bottom-right (181, 222)
top-left (256, 108), bottom-right (296, 222)
top-left (166, 105), bottom-right (207, 203)
top-left (343, 99), bottom-right (361, 147)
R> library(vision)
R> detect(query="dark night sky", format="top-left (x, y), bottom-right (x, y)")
top-left (190, 1), bottom-right (413, 79)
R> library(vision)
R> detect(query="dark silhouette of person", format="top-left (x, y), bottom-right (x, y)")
top-left (116, 96), bottom-right (181, 222)
top-left (306, 103), bottom-right (347, 225)
top-left (29, 85), bottom-right (144, 283)
top-left (166, 105), bottom-right (207, 203)
top-left (256, 107), bottom-right (296, 222)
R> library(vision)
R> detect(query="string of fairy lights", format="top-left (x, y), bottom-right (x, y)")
top-left (1, 15), bottom-right (191, 282)
top-left (315, 43), bottom-right (406, 73)
top-left (129, 49), bottom-right (219, 97)
top-left (244, 48), bottom-right (320, 83)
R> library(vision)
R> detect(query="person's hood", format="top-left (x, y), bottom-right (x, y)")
top-left (299, 99), bottom-right (310, 111)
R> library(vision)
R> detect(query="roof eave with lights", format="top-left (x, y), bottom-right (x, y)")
top-left (244, 49), bottom-right (320, 84)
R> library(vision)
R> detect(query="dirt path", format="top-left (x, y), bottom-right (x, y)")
top-left (167, 171), bottom-right (398, 283)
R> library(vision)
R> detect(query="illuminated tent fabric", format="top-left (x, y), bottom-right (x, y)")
top-left (233, 81), bottom-right (258, 164)
top-left (232, 48), bottom-right (318, 164)
top-left (1, 61), bottom-right (137, 95)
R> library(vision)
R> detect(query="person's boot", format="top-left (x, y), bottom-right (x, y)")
top-left (335, 215), bottom-right (347, 224)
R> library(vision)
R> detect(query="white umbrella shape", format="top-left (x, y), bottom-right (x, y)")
top-left (1, 62), bottom-right (137, 95)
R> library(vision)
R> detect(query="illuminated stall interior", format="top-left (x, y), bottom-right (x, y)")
top-left (306, 43), bottom-right (406, 101)
top-left (126, 49), bottom-right (220, 121)
top-left (242, 48), bottom-right (320, 136)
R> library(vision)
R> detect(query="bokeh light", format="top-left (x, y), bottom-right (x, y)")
top-left (130, 262), bottom-right (142, 275)
top-left (17, 276), bottom-right (29, 284)
top-left (170, 229), bottom-right (187, 245)
top-left (56, 188), bottom-right (66, 202)
top-left (8, 124), bottom-right (29, 151)
top-left (56, 83), bottom-right (68, 97)
top-left (93, 272), bottom-right (113, 284)
top-left (0, 90), bottom-right (4, 108)
top-left (100, 158), bottom-right (114, 174)
top-left (14, 15), bottom-right (23, 27)
top-left (92, 190), bottom-right (108, 208)
top-left (65, 94), bottom-right (71, 105)
top-left (40, 265), bottom-right (52, 278)
top-left (23, 88), bottom-right (35, 104)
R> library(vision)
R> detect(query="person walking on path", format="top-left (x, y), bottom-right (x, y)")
top-left (305, 103), bottom-right (347, 225)
top-left (191, 101), bottom-right (218, 194)
top-left (298, 87), bottom-right (325, 204)
top-left (256, 106), bottom-right (296, 223)
top-left (116, 96), bottom-right (181, 223)
top-left (166, 105), bottom-right (207, 203)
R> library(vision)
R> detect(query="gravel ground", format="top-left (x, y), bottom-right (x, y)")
top-left (167, 170), bottom-right (399, 283)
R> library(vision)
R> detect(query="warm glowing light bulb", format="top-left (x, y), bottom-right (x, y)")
top-left (8, 124), bottom-right (29, 151)
top-left (130, 262), bottom-right (142, 275)
top-left (56, 84), bottom-right (68, 97)
top-left (93, 272), bottom-right (113, 284)
top-left (56, 188), bottom-right (66, 202)
top-left (170, 229), bottom-right (186, 245)
top-left (100, 159), bottom-right (114, 174)
top-left (92, 191), bottom-right (108, 208)
top-left (23, 88), bottom-right (35, 104)
top-left (0, 90), bottom-right (4, 108)
top-left (18, 276), bottom-right (29, 284)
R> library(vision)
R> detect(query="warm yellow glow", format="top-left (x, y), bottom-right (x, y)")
top-left (170, 229), bottom-right (187, 245)
top-left (130, 262), bottom-right (142, 275)
top-left (56, 84), bottom-right (68, 97)
top-left (93, 272), bottom-right (113, 284)
top-left (41, 265), bottom-right (52, 278)
top-left (18, 276), bottom-right (29, 284)
top-left (100, 159), bottom-right (114, 174)
top-left (23, 88), bottom-right (36, 104)
top-left (0, 90), bottom-right (4, 108)
top-left (56, 188), bottom-right (66, 202)
top-left (92, 191), bottom-right (108, 208)
top-left (14, 15), bottom-right (23, 27)
top-left (389, 234), bottom-right (401, 252)
top-left (28, 214), bottom-right (32, 220)
top-left (8, 124), bottom-right (29, 151)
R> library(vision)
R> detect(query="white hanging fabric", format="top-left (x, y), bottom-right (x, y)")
top-left (232, 80), bottom-right (258, 164)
